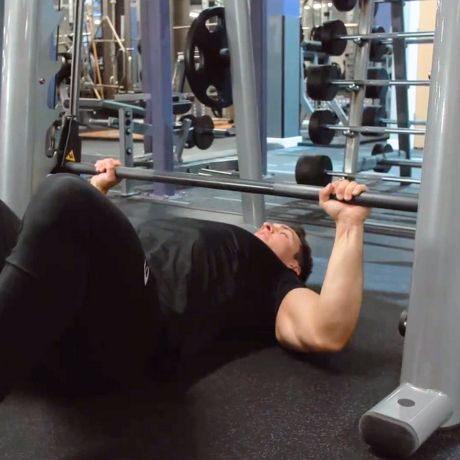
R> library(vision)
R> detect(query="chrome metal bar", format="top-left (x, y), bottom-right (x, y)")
top-left (327, 99), bottom-right (348, 125)
top-left (328, 171), bottom-right (420, 184)
top-left (224, 0), bottom-right (266, 225)
top-left (79, 97), bottom-right (146, 116)
top-left (374, 0), bottom-right (430, 3)
top-left (123, 0), bottom-right (133, 91)
top-left (382, 119), bottom-right (426, 126)
top-left (364, 220), bottom-right (416, 234)
top-left (119, 108), bottom-right (134, 195)
top-left (399, 37), bottom-right (434, 45)
top-left (102, 15), bottom-right (126, 52)
top-left (379, 159), bottom-right (423, 168)
top-left (87, 118), bottom-right (112, 127)
top-left (391, 0), bottom-right (412, 178)
top-left (333, 79), bottom-right (430, 86)
top-left (343, 31), bottom-right (434, 41)
top-left (174, 117), bottom-right (192, 164)
top-left (343, 0), bottom-right (374, 175)
top-left (327, 125), bottom-right (425, 135)
top-left (69, 0), bottom-right (85, 117)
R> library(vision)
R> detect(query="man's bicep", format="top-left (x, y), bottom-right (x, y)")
top-left (275, 287), bottom-right (321, 353)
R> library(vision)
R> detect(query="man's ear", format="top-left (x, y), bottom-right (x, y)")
top-left (289, 261), bottom-right (301, 277)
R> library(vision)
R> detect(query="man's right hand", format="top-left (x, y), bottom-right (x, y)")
top-left (319, 179), bottom-right (371, 225)
top-left (90, 158), bottom-right (122, 194)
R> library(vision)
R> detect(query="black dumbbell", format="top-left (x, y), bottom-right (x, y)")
top-left (295, 155), bottom-right (333, 186)
top-left (311, 20), bottom-right (348, 56)
top-left (332, 0), bottom-right (357, 12)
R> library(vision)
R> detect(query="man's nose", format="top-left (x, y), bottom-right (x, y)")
top-left (263, 222), bottom-right (273, 232)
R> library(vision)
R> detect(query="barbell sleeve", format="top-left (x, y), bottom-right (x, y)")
top-left (379, 159), bottom-right (423, 168)
top-left (332, 79), bottom-right (430, 87)
top-left (62, 162), bottom-right (418, 212)
top-left (343, 31), bottom-right (434, 41)
top-left (326, 125), bottom-right (426, 135)
top-left (327, 171), bottom-right (421, 185)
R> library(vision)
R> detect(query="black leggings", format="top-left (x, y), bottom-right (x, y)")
top-left (0, 174), bottom-right (160, 395)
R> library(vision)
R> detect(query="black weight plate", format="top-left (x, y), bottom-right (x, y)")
top-left (309, 110), bottom-right (338, 145)
top-left (194, 115), bottom-right (215, 150)
top-left (370, 26), bottom-right (390, 62)
top-left (366, 67), bottom-right (389, 99)
top-left (372, 143), bottom-right (393, 173)
top-left (332, 0), bottom-right (357, 12)
top-left (180, 114), bottom-right (197, 149)
top-left (184, 7), bottom-right (232, 110)
top-left (312, 20), bottom-right (348, 56)
top-left (295, 155), bottom-right (333, 186)
top-left (362, 105), bottom-right (387, 125)
top-left (362, 105), bottom-right (387, 135)
top-left (306, 65), bottom-right (341, 101)
top-left (367, 67), bottom-right (389, 80)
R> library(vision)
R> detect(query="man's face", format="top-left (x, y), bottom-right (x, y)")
top-left (254, 222), bottom-right (302, 276)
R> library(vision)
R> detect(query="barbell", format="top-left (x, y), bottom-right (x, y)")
top-left (60, 161), bottom-right (418, 213)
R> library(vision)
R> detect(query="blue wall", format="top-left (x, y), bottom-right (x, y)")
top-left (374, 3), bottom-right (392, 30)
top-left (267, 0), bottom-right (299, 17)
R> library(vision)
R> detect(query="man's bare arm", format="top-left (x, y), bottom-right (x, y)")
top-left (275, 180), bottom-right (370, 353)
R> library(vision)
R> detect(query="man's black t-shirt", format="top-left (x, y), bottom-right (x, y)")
top-left (136, 217), bottom-right (304, 357)
top-left (0, 201), bottom-right (20, 271)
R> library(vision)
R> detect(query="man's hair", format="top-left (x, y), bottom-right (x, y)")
top-left (290, 225), bottom-right (313, 283)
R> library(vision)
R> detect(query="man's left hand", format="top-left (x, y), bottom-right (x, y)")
top-left (90, 158), bottom-right (122, 194)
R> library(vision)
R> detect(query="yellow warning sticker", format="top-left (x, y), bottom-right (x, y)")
top-left (66, 150), bottom-right (76, 162)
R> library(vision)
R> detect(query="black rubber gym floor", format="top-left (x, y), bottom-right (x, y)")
top-left (0, 200), bottom-right (458, 460)
top-left (0, 141), bottom-right (454, 459)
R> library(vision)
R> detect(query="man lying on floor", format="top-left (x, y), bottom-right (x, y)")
top-left (0, 158), bottom-right (370, 395)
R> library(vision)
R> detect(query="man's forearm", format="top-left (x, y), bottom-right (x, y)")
top-left (314, 221), bottom-right (364, 346)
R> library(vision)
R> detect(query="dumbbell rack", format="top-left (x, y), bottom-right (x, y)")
top-left (301, 0), bottom-right (419, 180)
top-left (345, 0), bottom-right (413, 179)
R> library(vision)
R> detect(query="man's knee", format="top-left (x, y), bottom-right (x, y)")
top-left (24, 174), bottom-right (95, 228)
top-left (40, 174), bottom-right (90, 198)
